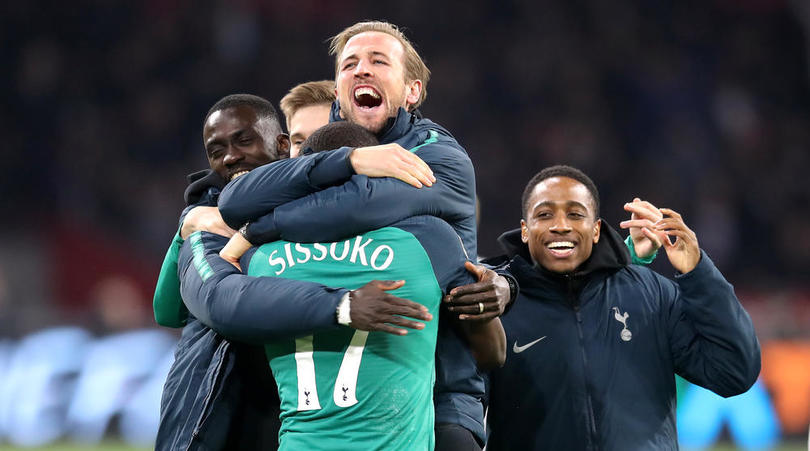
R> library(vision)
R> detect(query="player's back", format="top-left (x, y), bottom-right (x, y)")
top-left (244, 215), bottom-right (474, 451)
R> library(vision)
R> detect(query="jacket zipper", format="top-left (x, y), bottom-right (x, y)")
top-left (568, 277), bottom-right (599, 449)
top-left (187, 340), bottom-right (230, 450)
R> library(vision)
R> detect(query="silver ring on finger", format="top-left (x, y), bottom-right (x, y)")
top-left (478, 302), bottom-right (484, 314)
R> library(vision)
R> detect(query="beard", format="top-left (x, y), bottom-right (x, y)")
top-left (341, 96), bottom-right (403, 134)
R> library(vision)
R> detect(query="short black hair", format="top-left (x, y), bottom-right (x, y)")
top-left (300, 121), bottom-right (379, 155)
top-left (521, 165), bottom-right (600, 218)
top-left (204, 93), bottom-right (279, 126)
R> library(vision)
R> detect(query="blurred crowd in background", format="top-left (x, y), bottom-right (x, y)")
top-left (0, 0), bottom-right (809, 447)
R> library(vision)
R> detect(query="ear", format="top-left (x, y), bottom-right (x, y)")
top-left (276, 134), bottom-right (291, 159)
top-left (592, 218), bottom-right (601, 244)
top-left (520, 219), bottom-right (529, 243)
top-left (405, 79), bottom-right (422, 107)
top-left (335, 90), bottom-right (345, 119)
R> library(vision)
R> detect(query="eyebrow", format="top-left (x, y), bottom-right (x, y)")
top-left (341, 50), bottom-right (390, 65)
top-left (531, 200), bottom-right (590, 211)
top-left (205, 128), bottom-right (249, 149)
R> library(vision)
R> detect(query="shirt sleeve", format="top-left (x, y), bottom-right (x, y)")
top-left (244, 142), bottom-right (478, 256)
top-left (218, 147), bottom-right (355, 229)
top-left (152, 230), bottom-right (188, 327)
top-left (152, 192), bottom-right (219, 328)
top-left (177, 231), bottom-right (346, 344)
top-left (665, 251), bottom-right (761, 397)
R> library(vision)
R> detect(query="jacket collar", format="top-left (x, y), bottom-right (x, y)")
top-left (184, 169), bottom-right (226, 205)
top-left (499, 221), bottom-right (630, 296)
top-left (329, 101), bottom-right (423, 142)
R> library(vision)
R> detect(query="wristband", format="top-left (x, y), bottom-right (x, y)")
top-left (337, 292), bottom-right (352, 326)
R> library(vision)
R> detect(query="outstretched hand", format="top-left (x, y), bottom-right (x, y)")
top-left (655, 208), bottom-right (701, 274)
top-left (349, 143), bottom-right (436, 188)
top-left (620, 198), bottom-right (666, 259)
top-left (348, 280), bottom-right (433, 336)
top-left (444, 261), bottom-right (510, 321)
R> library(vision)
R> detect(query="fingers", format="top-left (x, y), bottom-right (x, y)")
top-left (653, 209), bottom-right (697, 248)
top-left (447, 300), bottom-right (499, 315)
top-left (444, 287), bottom-right (492, 305)
top-left (392, 148), bottom-right (435, 188)
top-left (640, 227), bottom-right (664, 247)
top-left (458, 311), bottom-right (500, 321)
top-left (382, 315), bottom-right (427, 331)
top-left (619, 218), bottom-right (658, 230)
top-left (372, 324), bottom-right (410, 336)
top-left (370, 280), bottom-right (406, 291)
top-left (624, 199), bottom-right (662, 222)
top-left (385, 296), bottom-right (433, 321)
top-left (352, 144), bottom-right (436, 188)
top-left (463, 261), bottom-right (487, 280)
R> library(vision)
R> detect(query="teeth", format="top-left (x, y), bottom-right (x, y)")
top-left (547, 241), bottom-right (575, 249)
top-left (354, 87), bottom-right (380, 99)
top-left (230, 170), bottom-right (249, 181)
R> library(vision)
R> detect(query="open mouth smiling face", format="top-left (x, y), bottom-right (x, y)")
top-left (353, 85), bottom-right (383, 110)
top-left (521, 176), bottom-right (601, 274)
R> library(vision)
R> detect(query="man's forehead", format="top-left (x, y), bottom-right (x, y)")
top-left (206, 106), bottom-right (257, 129)
top-left (290, 104), bottom-right (330, 132)
top-left (341, 31), bottom-right (404, 60)
top-left (204, 106), bottom-right (261, 142)
top-left (529, 178), bottom-right (595, 210)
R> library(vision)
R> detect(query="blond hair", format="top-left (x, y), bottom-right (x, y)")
top-left (329, 21), bottom-right (430, 110)
top-left (279, 80), bottom-right (336, 129)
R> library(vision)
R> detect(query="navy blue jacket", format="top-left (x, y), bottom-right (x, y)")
top-left (216, 105), bottom-right (488, 442)
top-left (157, 154), bottom-right (362, 450)
top-left (156, 170), bottom-right (280, 451)
top-left (486, 225), bottom-right (761, 451)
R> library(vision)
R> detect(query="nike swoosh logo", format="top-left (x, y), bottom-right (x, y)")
top-left (512, 336), bottom-right (547, 353)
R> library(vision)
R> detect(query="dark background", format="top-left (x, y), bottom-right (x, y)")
top-left (0, 0), bottom-right (808, 338)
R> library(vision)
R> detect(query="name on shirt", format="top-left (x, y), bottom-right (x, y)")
top-left (267, 236), bottom-right (394, 275)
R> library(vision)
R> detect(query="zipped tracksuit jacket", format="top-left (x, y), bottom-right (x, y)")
top-left (485, 225), bottom-right (761, 451)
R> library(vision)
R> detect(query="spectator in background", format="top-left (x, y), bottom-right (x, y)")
top-left (485, 165), bottom-right (761, 450)
top-left (279, 80), bottom-right (336, 157)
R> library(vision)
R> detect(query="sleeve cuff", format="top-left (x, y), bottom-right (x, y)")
top-left (625, 235), bottom-right (657, 265)
top-left (308, 147), bottom-right (356, 188)
top-left (245, 212), bottom-right (280, 244)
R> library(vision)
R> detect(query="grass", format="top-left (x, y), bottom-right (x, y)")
top-left (0, 440), bottom-right (805, 450)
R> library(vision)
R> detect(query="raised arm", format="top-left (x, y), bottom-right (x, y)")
top-left (218, 147), bottom-right (356, 229)
top-left (219, 144), bottom-right (435, 229)
top-left (240, 142), bottom-right (477, 256)
top-left (662, 210), bottom-right (760, 396)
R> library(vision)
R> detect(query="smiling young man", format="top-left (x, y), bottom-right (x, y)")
top-left (485, 165), bottom-right (761, 451)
